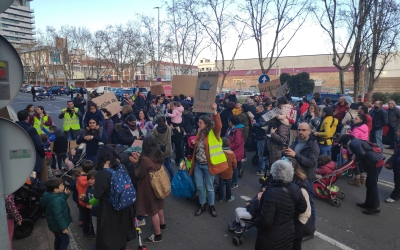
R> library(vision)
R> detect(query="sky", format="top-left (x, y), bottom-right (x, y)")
top-left (30, 0), bottom-right (332, 61)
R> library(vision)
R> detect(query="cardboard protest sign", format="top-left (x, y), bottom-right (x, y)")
top-left (91, 92), bottom-right (120, 116)
top-left (192, 72), bottom-right (219, 113)
top-left (172, 75), bottom-right (197, 97)
top-left (258, 78), bottom-right (281, 97)
top-left (150, 85), bottom-right (163, 95)
top-left (163, 85), bottom-right (172, 96)
top-left (132, 139), bottom-right (143, 147)
top-left (261, 110), bottom-right (278, 123)
top-left (275, 82), bottom-right (288, 98)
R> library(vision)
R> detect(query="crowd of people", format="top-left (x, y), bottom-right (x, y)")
top-left (4, 88), bottom-right (400, 250)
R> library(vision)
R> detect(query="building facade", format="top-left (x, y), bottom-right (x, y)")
top-left (0, 0), bottom-right (35, 47)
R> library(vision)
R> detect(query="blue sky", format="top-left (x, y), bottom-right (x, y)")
top-left (31, 0), bottom-right (330, 60)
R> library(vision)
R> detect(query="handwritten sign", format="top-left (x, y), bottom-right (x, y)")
top-left (261, 110), bottom-right (278, 123)
top-left (150, 85), bottom-right (163, 95)
top-left (172, 75), bottom-right (197, 97)
top-left (258, 78), bottom-right (281, 97)
top-left (91, 92), bottom-right (120, 116)
top-left (192, 72), bottom-right (219, 113)
top-left (163, 85), bottom-right (172, 96)
top-left (275, 82), bottom-right (288, 98)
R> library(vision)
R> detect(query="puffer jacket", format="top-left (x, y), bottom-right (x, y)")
top-left (350, 123), bottom-right (369, 141)
top-left (40, 191), bottom-right (72, 233)
top-left (168, 106), bottom-right (184, 124)
top-left (349, 138), bottom-right (385, 169)
top-left (218, 149), bottom-right (237, 179)
top-left (254, 182), bottom-right (307, 250)
top-left (316, 116), bottom-right (338, 146)
top-left (316, 161), bottom-right (336, 175)
top-left (150, 125), bottom-right (173, 158)
top-left (226, 125), bottom-right (245, 161)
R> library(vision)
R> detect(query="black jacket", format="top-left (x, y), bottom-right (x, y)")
top-left (254, 182), bottom-right (307, 250)
top-left (290, 136), bottom-right (320, 180)
top-left (53, 129), bottom-right (68, 155)
top-left (181, 110), bottom-right (195, 134)
top-left (349, 138), bottom-right (385, 169)
top-left (115, 123), bottom-right (143, 146)
top-left (134, 95), bottom-right (145, 111)
top-left (220, 108), bottom-right (233, 137)
top-left (253, 110), bottom-right (267, 140)
top-left (73, 97), bottom-right (86, 115)
top-left (370, 108), bottom-right (388, 130)
top-left (388, 107), bottom-right (400, 128)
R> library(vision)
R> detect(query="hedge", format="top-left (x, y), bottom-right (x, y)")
top-left (372, 92), bottom-right (400, 104)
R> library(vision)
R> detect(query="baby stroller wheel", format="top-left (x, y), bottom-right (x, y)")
top-left (238, 168), bottom-right (244, 178)
top-left (232, 236), bottom-right (241, 246)
top-left (330, 198), bottom-right (342, 207)
top-left (252, 155), bottom-right (259, 165)
top-left (337, 191), bottom-right (346, 200)
top-left (14, 219), bottom-right (34, 239)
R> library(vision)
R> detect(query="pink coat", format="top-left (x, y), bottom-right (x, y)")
top-left (316, 161), bottom-right (336, 175)
top-left (168, 106), bottom-right (184, 124)
top-left (350, 124), bottom-right (369, 141)
top-left (227, 127), bottom-right (244, 161)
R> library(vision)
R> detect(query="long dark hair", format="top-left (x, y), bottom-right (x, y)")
top-left (138, 109), bottom-right (150, 121)
top-left (199, 116), bottom-right (214, 137)
top-left (156, 116), bottom-right (168, 130)
top-left (139, 135), bottom-right (164, 165)
top-left (25, 104), bottom-right (34, 112)
top-left (37, 105), bottom-right (47, 115)
top-left (97, 145), bottom-right (121, 170)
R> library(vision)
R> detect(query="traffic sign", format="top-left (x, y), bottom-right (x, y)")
top-left (107, 74), bottom-right (111, 79)
top-left (0, 36), bottom-right (23, 110)
top-left (258, 74), bottom-right (270, 84)
top-left (157, 78), bottom-right (161, 83)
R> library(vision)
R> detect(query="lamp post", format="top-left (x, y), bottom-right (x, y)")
top-left (154, 6), bottom-right (160, 84)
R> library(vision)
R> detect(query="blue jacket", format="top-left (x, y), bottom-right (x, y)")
top-left (83, 109), bottom-right (105, 127)
top-left (83, 186), bottom-right (98, 217)
top-left (42, 127), bottom-right (56, 142)
top-left (69, 179), bottom-right (79, 204)
top-left (16, 121), bottom-right (45, 173)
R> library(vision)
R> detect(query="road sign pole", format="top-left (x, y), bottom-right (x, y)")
top-left (0, 160), bottom-right (11, 250)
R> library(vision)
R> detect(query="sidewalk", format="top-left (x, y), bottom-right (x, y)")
top-left (13, 216), bottom-right (54, 250)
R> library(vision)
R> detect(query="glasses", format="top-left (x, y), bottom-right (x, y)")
top-left (298, 129), bottom-right (309, 132)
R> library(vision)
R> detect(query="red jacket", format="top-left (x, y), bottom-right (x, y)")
top-left (76, 175), bottom-right (89, 207)
top-left (226, 126), bottom-right (245, 161)
top-left (334, 103), bottom-right (349, 123)
top-left (299, 103), bottom-right (309, 116)
top-left (316, 161), bottom-right (336, 175)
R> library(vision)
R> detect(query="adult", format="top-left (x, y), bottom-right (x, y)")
top-left (220, 102), bottom-right (235, 138)
top-left (284, 89), bottom-right (292, 101)
top-left (25, 104), bottom-right (35, 117)
top-left (319, 97), bottom-right (333, 112)
top-left (16, 110), bottom-right (46, 179)
top-left (385, 128), bottom-right (400, 203)
top-left (137, 109), bottom-right (154, 136)
top-left (387, 100), bottom-right (400, 149)
top-left (151, 117), bottom-right (174, 179)
top-left (228, 92), bottom-right (237, 103)
top-left (252, 106), bottom-right (268, 175)
top-left (130, 135), bottom-right (167, 243)
top-left (338, 134), bottom-right (385, 215)
top-left (341, 103), bottom-right (359, 134)
top-left (79, 86), bottom-right (84, 98)
top-left (31, 85), bottom-right (36, 102)
top-left (115, 114), bottom-right (144, 147)
top-left (69, 84), bottom-right (74, 100)
top-left (298, 104), bottom-right (321, 132)
top-left (314, 107), bottom-right (338, 157)
top-left (76, 118), bottom-right (107, 164)
top-left (100, 108), bottom-right (114, 144)
top-left (299, 98), bottom-right (309, 116)
top-left (59, 101), bottom-right (82, 140)
top-left (247, 98), bottom-right (257, 116)
top-left (284, 122), bottom-right (319, 231)
top-left (370, 101), bottom-right (388, 151)
top-left (73, 93), bottom-right (86, 127)
top-left (225, 115), bottom-right (245, 189)
top-left (94, 146), bottom-right (136, 250)
top-left (359, 105), bottom-right (372, 133)
top-left (254, 160), bottom-right (307, 250)
top-left (120, 93), bottom-right (131, 107)
top-left (134, 92), bottom-right (146, 111)
top-left (29, 106), bottom-right (53, 135)
top-left (121, 105), bottom-right (134, 123)
top-left (333, 97), bottom-right (349, 133)
top-left (190, 103), bottom-right (227, 217)
top-left (181, 104), bottom-right (195, 135)
top-left (237, 103), bottom-right (250, 143)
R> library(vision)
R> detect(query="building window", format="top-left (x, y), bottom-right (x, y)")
top-left (200, 60), bottom-right (203, 63)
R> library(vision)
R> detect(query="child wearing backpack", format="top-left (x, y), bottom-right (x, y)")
top-left (81, 170), bottom-right (98, 236)
top-left (77, 160), bottom-right (95, 238)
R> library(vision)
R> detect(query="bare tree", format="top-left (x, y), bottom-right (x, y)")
top-left (239, 0), bottom-right (311, 74)
top-left (91, 31), bottom-right (110, 84)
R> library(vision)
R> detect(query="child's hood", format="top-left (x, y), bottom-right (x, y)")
top-left (323, 161), bottom-right (336, 170)
top-left (77, 175), bottom-right (88, 188)
top-left (175, 106), bottom-right (184, 113)
top-left (40, 191), bottom-right (61, 207)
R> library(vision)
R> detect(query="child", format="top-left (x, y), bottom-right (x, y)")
top-left (82, 170), bottom-right (98, 236)
top-left (40, 178), bottom-right (72, 250)
top-left (40, 134), bottom-right (51, 150)
top-left (218, 138), bottom-right (237, 202)
top-left (167, 101), bottom-right (184, 128)
top-left (64, 148), bottom-right (81, 170)
top-left (316, 155), bottom-right (336, 176)
top-left (5, 194), bottom-right (22, 249)
top-left (230, 188), bottom-right (265, 233)
top-left (69, 168), bottom-right (83, 228)
top-left (43, 125), bottom-right (57, 168)
top-left (53, 128), bottom-right (68, 170)
top-left (81, 101), bottom-right (105, 148)
top-left (76, 160), bottom-right (95, 238)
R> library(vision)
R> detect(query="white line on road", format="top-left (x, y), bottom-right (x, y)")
top-left (240, 195), bottom-right (252, 201)
top-left (314, 231), bottom-right (354, 250)
top-left (378, 179), bottom-right (394, 188)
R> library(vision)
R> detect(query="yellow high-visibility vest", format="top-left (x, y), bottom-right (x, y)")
top-left (62, 108), bottom-right (80, 131)
top-left (208, 130), bottom-right (227, 165)
top-left (33, 115), bottom-right (49, 135)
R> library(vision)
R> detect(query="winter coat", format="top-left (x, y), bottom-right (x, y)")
top-left (370, 107), bottom-right (388, 130)
top-left (103, 118), bottom-right (114, 144)
top-left (135, 157), bottom-right (164, 216)
top-left (316, 161), bottom-right (336, 175)
top-left (83, 186), bottom-right (98, 217)
top-left (83, 109), bottom-right (105, 127)
top-left (264, 121), bottom-right (290, 165)
top-left (253, 111), bottom-right (267, 140)
top-left (365, 114), bottom-right (373, 133)
top-left (290, 136), bottom-right (320, 180)
top-left (386, 138), bottom-right (400, 172)
top-left (292, 179), bottom-right (313, 239)
top-left (348, 139), bottom-right (385, 170)
top-left (42, 127), bottom-right (56, 142)
top-left (226, 125), bottom-right (245, 161)
top-left (388, 106), bottom-right (400, 128)
top-left (298, 112), bottom-right (321, 132)
top-left (254, 182), bottom-right (307, 250)
top-left (94, 166), bottom-right (136, 250)
top-left (316, 116), bottom-right (338, 146)
top-left (167, 106), bottom-right (184, 124)
top-left (115, 123), bottom-right (144, 147)
top-left (53, 129), bottom-right (68, 155)
top-left (40, 191), bottom-right (72, 233)
top-left (350, 123), bottom-right (369, 141)
top-left (218, 149), bottom-right (237, 179)
top-left (237, 112), bottom-right (250, 142)
top-left (333, 102), bottom-right (349, 123)
top-left (151, 125), bottom-right (173, 158)
top-left (73, 96), bottom-right (86, 115)
top-left (76, 175), bottom-right (89, 207)
top-left (15, 121), bottom-right (45, 173)
top-left (299, 103), bottom-right (309, 116)
top-left (341, 109), bottom-right (358, 126)
top-left (182, 110), bottom-right (195, 134)
top-left (76, 129), bottom-right (107, 157)
top-left (220, 108), bottom-right (233, 138)
top-left (134, 95), bottom-right (146, 111)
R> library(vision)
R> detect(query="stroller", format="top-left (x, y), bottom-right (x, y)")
top-left (53, 147), bottom-right (86, 186)
top-left (228, 218), bottom-right (255, 246)
top-left (13, 178), bottom-right (47, 239)
top-left (313, 158), bottom-right (356, 207)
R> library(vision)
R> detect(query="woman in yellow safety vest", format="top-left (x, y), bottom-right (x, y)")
top-left (29, 106), bottom-right (53, 135)
top-left (189, 103), bottom-right (228, 218)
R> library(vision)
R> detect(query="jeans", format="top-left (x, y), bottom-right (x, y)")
top-left (365, 166), bottom-right (382, 209)
top-left (56, 154), bottom-right (67, 170)
top-left (85, 154), bottom-right (98, 166)
top-left (194, 163), bottom-right (215, 206)
top-left (63, 130), bottom-right (80, 141)
top-left (235, 207), bottom-right (252, 227)
top-left (319, 144), bottom-right (332, 157)
top-left (308, 179), bottom-right (316, 229)
top-left (32, 94), bottom-right (36, 102)
top-left (256, 140), bottom-right (267, 173)
top-left (371, 129), bottom-right (383, 152)
top-left (164, 157), bottom-right (174, 179)
top-left (53, 232), bottom-right (70, 250)
top-left (218, 178), bottom-right (232, 200)
top-left (232, 161), bottom-right (241, 185)
top-left (390, 171), bottom-right (400, 200)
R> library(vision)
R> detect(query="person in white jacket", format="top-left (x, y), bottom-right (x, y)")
top-left (341, 103), bottom-right (359, 134)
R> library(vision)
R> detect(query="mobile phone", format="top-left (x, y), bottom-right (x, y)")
top-left (283, 143), bottom-right (288, 149)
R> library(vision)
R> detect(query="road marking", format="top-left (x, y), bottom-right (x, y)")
top-left (315, 231), bottom-right (354, 250)
top-left (240, 195), bottom-right (252, 201)
top-left (378, 179), bottom-right (394, 188)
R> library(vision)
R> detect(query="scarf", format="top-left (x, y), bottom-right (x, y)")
top-left (232, 108), bottom-right (242, 116)
top-left (128, 124), bottom-right (137, 131)
top-left (225, 124), bottom-right (244, 138)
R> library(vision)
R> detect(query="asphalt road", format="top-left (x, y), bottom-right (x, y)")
top-left (9, 92), bottom-right (400, 250)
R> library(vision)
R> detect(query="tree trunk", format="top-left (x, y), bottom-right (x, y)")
top-left (219, 74), bottom-right (226, 93)
top-left (338, 68), bottom-right (345, 94)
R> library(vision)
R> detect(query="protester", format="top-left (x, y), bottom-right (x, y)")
top-left (138, 109), bottom-right (154, 136)
top-left (218, 138), bottom-right (237, 202)
top-left (59, 101), bottom-right (82, 140)
top-left (387, 100), bottom-right (400, 149)
top-left (314, 107), bottom-right (338, 157)
top-left (115, 114), bottom-right (144, 147)
top-left (370, 101), bottom-right (387, 151)
top-left (151, 116), bottom-right (174, 179)
top-left (100, 108), bottom-right (114, 144)
top-left (76, 118), bottom-right (107, 164)
top-left (333, 97), bottom-right (349, 133)
top-left (226, 115), bottom-right (245, 189)
top-left (298, 104), bottom-right (321, 132)
top-left (25, 104), bottom-right (35, 117)
top-left (29, 106), bottom-right (53, 135)
top-left (5, 195), bottom-right (22, 250)
top-left (385, 127), bottom-right (400, 203)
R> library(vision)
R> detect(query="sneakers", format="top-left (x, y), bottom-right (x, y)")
top-left (252, 170), bottom-right (265, 176)
top-left (231, 184), bottom-right (238, 189)
top-left (385, 198), bottom-right (396, 203)
top-left (98, 142), bottom-right (104, 146)
top-left (235, 226), bottom-right (245, 234)
top-left (144, 234), bottom-right (162, 243)
top-left (229, 221), bottom-right (239, 231)
top-left (137, 219), bottom-right (146, 227)
top-left (209, 205), bottom-right (217, 217)
top-left (241, 158), bottom-right (247, 162)
top-left (227, 196), bottom-right (235, 202)
top-left (160, 224), bottom-right (167, 231)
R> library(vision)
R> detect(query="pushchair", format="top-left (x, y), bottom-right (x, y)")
top-left (313, 158), bottom-right (356, 207)
top-left (228, 218), bottom-right (255, 246)
top-left (13, 178), bottom-right (47, 239)
top-left (53, 147), bottom-right (86, 186)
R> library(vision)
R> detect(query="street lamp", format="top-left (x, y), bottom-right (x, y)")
top-left (154, 6), bottom-right (160, 84)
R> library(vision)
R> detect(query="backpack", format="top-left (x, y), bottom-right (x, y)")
top-left (366, 141), bottom-right (382, 154)
top-left (105, 164), bottom-right (136, 210)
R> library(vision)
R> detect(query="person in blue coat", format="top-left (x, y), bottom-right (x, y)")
top-left (16, 110), bottom-right (45, 179)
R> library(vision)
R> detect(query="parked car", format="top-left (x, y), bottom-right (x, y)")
top-left (95, 86), bottom-right (111, 95)
top-left (114, 88), bottom-right (127, 101)
top-left (48, 86), bottom-right (68, 96)
top-left (237, 91), bottom-right (256, 98)
top-left (306, 93), bottom-right (349, 105)
top-left (128, 87), bottom-right (148, 96)
top-left (73, 87), bottom-right (87, 94)
top-left (20, 84), bottom-right (30, 92)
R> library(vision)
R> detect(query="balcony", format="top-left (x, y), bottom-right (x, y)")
top-left (10, 4), bottom-right (34, 13)
top-left (5, 8), bottom-right (33, 19)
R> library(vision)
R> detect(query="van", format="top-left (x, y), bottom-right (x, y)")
top-left (95, 86), bottom-right (111, 95)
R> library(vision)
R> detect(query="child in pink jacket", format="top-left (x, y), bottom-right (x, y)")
top-left (316, 155), bottom-right (336, 176)
top-left (167, 101), bottom-right (184, 126)
top-left (349, 114), bottom-right (369, 141)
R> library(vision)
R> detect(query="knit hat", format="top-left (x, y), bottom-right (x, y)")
top-left (350, 103), bottom-right (358, 110)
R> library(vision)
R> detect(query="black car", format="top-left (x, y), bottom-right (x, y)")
top-left (48, 86), bottom-right (69, 96)
top-left (73, 87), bottom-right (87, 94)
top-left (306, 93), bottom-right (349, 105)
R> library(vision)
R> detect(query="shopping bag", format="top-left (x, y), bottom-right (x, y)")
top-left (171, 169), bottom-right (196, 198)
